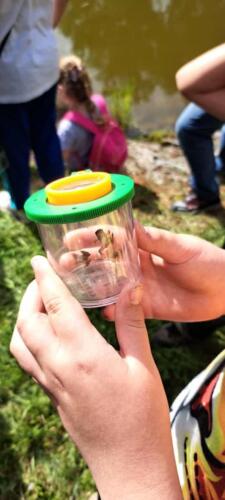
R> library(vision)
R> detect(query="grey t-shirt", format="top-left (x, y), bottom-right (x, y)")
top-left (57, 118), bottom-right (93, 170)
top-left (0, 0), bottom-right (59, 103)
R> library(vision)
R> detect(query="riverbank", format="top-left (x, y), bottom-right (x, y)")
top-left (124, 132), bottom-right (225, 244)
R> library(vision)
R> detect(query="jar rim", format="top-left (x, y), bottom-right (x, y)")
top-left (24, 173), bottom-right (134, 224)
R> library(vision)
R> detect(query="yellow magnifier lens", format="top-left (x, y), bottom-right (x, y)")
top-left (45, 171), bottom-right (112, 205)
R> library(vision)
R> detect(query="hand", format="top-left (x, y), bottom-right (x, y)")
top-left (10, 256), bottom-right (181, 500)
top-left (105, 222), bottom-right (225, 323)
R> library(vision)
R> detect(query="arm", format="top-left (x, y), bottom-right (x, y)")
top-left (52, 0), bottom-right (68, 28)
top-left (57, 116), bottom-right (90, 170)
top-left (176, 43), bottom-right (225, 121)
top-left (57, 118), bottom-right (76, 169)
top-left (61, 148), bottom-right (74, 166)
top-left (10, 257), bottom-right (181, 500)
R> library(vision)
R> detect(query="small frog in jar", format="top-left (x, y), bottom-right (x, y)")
top-left (95, 228), bottom-right (126, 279)
top-left (95, 229), bottom-right (120, 259)
top-left (71, 250), bottom-right (92, 267)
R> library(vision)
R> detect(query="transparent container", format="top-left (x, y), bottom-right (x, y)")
top-left (24, 171), bottom-right (140, 308)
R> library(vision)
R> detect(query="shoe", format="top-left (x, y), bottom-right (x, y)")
top-left (171, 192), bottom-right (221, 213)
top-left (152, 323), bottom-right (194, 347)
top-left (152, 316), bottom-right (225, 347)
top-left (0, 190), bottom-right (12, 211)
top-left (217, 168), bottom-right (225, 183)
top-left (0, 189), bottom-right (17, 211)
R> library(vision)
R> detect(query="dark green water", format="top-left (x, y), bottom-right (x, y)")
top-left (58, 0), bottom-right (225, 131)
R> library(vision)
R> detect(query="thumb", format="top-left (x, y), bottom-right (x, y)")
top-left (115, 283), bottom-right (152, 366)
top-left (135, 220), bottom-right (196, 264)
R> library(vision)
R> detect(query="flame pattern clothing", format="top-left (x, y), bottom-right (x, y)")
top-left (171, 350), bottom-right (225, 499)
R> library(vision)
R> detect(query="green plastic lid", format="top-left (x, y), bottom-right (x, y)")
top-left (24, 174), bottom-right (134, 224)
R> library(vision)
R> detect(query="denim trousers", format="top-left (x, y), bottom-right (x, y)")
top-left (175, 103), bottom-right (225, 201)
top-left (0, 84), bottom-right (64, 209)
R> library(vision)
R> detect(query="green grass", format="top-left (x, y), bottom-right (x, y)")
top-left (0, 215), bottom-right (95, 499)
top-left (1, 170), bottom-right (225, 498)
top-left (106, 82), bottom-right (135, 130)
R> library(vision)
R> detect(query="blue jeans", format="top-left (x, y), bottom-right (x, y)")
top-left (175, 103), bottom-right (225, 201)
top-left (0, 84), bottom-right (64, 209)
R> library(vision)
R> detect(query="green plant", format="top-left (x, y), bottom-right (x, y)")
top-left (106, 82), bottom-right (135, 130)
top-left (148, 129), bottom-right (175, 144)
top-left (1, 156), bottom-right (225, 498)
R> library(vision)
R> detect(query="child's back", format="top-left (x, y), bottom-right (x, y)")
top-left (57, 56), bottom-right (106, 172)
top-left (58, 113), bottom-right (93, 171)
top-left (57, 56), bottom-right (127, 173)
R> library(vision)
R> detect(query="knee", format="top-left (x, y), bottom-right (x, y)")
top-left (175, 113), bottom-right (190, 144)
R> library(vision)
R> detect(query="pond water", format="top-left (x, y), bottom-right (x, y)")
top-left (58, 0), bottom-right (225, 131)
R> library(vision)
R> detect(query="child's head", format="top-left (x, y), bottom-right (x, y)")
top-left (59, 55), bottom-right (93, 109)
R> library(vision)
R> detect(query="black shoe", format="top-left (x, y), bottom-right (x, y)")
top-left (217, 168), bottom-right (225, 183)
top-left (152, 323), bottom-right (193, 347)
top-left (152, 316), bottom-right (225, 347)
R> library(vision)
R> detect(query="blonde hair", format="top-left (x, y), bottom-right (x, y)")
top-left (59, 55), bottom-right (104, 125)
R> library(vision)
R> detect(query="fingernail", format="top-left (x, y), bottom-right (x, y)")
top-left (31, 255), bottom-right (48, 271)
top-left (130, 284), bottom-right (143, 305)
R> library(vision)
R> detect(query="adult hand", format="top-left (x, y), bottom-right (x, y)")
top-left (104, 222), bottom-right (225, 323)
top-left (10, 256), bottom-right (181, 500)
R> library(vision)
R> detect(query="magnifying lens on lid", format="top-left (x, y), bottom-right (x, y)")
top-left (45, 171), bottom-right (112, 205)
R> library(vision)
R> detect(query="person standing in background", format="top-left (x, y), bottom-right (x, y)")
top-left (172, 44), bottom-right (225, 213)
top-left (0, 0), bottom-right (68, 212)
top-left (153, 44), bottom-right (225, 346)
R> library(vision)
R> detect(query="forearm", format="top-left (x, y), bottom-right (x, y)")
top-left (88, 415), bottom-right (182, 500)
top-left (94, 449), bottom-right (182, 500)
top-left (96, 472), bottom-right (182, 499)
top-left (176, 43), bottom-right (225, 120)
top-left (52, 0), bottom-right (68, 27)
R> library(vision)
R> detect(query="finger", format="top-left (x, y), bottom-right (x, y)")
top-left (135, 220), bottom-right (199, 264)
top-left (64, 227), bottom-right (98, 250)
top-left (64, 225), bottom-right (127, 251)
top-left (18, 279), bottom-right (44, 317)
top-left (10, 280), bottom-right (47, 379)
top-left (17, 310), bottom-right (57, 368)
top-left (102, 303), bottom-right (116, 322)
top-left (58, 251), bottom-right (78, 272)
top-left (115, 283), bottom-right (152, 367)
top-left (102, 249), bottom-right (149, 320)
top-left (16, 278), bottom-right (57, 361)
top-left (31, 256), bottom-right (96, 343)
top-left (47, 250), bottom-right (71, 277)
top-left (10, 326), bottom-right (46, 383)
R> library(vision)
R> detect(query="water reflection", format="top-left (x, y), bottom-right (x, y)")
top-left (58, 0), bottom-right (225, 130)
top-left (151, 0), bottom-right (171, 15)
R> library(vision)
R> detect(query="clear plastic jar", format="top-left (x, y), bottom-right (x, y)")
top-left (24, 172), bottom-right (140, 308)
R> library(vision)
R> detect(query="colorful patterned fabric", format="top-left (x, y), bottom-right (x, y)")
top-left (171, 350), bottom-right (225, 499)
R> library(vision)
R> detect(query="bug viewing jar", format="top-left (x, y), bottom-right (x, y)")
top-left (24, 171), bottom-right (141, 308)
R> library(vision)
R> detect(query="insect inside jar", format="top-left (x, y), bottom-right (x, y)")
top-left (95, 229), bottom-right (121, 259)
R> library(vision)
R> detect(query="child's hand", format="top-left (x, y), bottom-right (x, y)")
top-left (10, 256), bottom-right (181, 500)
top-left (105, 222), bottom-right (225, 323)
